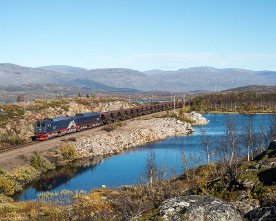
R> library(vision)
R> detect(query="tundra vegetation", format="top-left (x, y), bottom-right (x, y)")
top-left (0, 116), bottom-right (275, 220)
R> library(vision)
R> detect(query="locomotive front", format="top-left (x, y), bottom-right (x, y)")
top-left (34, 119), bottom-right (51, 140)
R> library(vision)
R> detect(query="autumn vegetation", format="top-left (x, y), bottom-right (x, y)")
top-left (190, 92), bottom-right (276, 113)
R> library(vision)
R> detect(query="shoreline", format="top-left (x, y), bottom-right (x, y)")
top-left (71, 117), bottom-right (195, 159)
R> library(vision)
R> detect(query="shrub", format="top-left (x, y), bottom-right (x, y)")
top-left (50, 144), bottom-right (78, 165)
top-left (0, 133), bottom-right (27, 146)
top-left (12, 166), bottom-right (37, 185)
top-left (0, 176), bottom-right (16, 196)
top-left (30, 151), bottom-right (54, 172)
top-left (60, 145), bottom-right (78, 162)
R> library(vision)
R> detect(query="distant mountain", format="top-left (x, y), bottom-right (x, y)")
top-left (0, 64), bottom-right (139, 92)
top-left (1, 63), bottom-right (276, 92)
top-left (142, 67), bottom-right (276, 91)
top-left (39, 65), bottom-right (87, 75)
top-left (62, 78), bottom-right (140, 92)
top-left (0, 63), bottom-right (60, 85)
top-left (143, 69), bottom-right (165, 75)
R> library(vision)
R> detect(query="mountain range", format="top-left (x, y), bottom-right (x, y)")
top-left (1, 63), bottom-right (276, 92)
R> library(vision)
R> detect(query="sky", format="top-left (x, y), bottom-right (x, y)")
top-left (0, 0), bottom-right (276, 71)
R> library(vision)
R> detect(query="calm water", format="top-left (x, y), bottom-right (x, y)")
top-left (18, 113), bottom-right (275, 201)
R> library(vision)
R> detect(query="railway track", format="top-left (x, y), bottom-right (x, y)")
top-left (0, 101), bottom-right (187, 155)
top-left (0, 141), bottom-right (39, 154)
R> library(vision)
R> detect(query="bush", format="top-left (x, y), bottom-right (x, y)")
top-left (0, 167), bottom-right (37, 196)
top-left (30, 151), bottom-right (54, 172)
top-left (0, 176), bottom-right (16, 196)
top-left (12, 166), bottom-right (37, 185)
top-left (50, 144), bottom-right (78, 165)
top-left (60, 145), bottom-right (78, 162)
top-left (0, 133), bottom-right (27, 146)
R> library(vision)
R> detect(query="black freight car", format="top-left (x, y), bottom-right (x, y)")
top-left (76, 112), bottom-right (101, 130)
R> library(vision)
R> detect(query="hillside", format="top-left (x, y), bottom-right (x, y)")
top-left (40, 65), bottom-right (276, 91)
top-left (0, 64), bottom-right (139, 94)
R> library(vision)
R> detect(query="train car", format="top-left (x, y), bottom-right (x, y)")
top-left (34, 112), bottom-right (101, 140)
top-left (101, 110), bottom-right (118, 124)
top-left (34, 116), bottom-right (78, 140)
top-left (76, 112), bottom-right (101, 130)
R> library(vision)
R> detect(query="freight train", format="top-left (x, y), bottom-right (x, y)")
top-left (33, 101), bottom-right (186, 141)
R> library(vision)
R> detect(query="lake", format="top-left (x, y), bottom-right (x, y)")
top-left (18, 113), bottom-right (275, 201)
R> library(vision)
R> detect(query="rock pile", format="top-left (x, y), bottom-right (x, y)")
top-left (72, 118), bottom-right (194, 158)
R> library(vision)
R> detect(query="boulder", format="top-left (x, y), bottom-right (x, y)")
top-left (231, 198), bottom-right (260, 216)
top-left (267, 140), bottom-right (276, 151)
top-left (258, 167), bottom-right (276, 186)
top-left (150, 195), bottom-right (242, 221)
top-left (245, 204), bottom-right (276, 221)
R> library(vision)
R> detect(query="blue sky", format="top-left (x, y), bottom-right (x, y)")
top-left (0, 0), bottom-right (276, 70)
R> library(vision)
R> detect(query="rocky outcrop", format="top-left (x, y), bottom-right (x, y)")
top-left (186, 111), bottom-right (208, 125)
top-left (150, 195), bottom-right (242, 221)
top-left (72, 118), bottom-right (193, 158)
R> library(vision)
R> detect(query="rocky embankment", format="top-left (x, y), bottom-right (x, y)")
top-left (72, 118), bottom-right (194, 158)
top-left (186, 111), bottom-right (209, 125)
